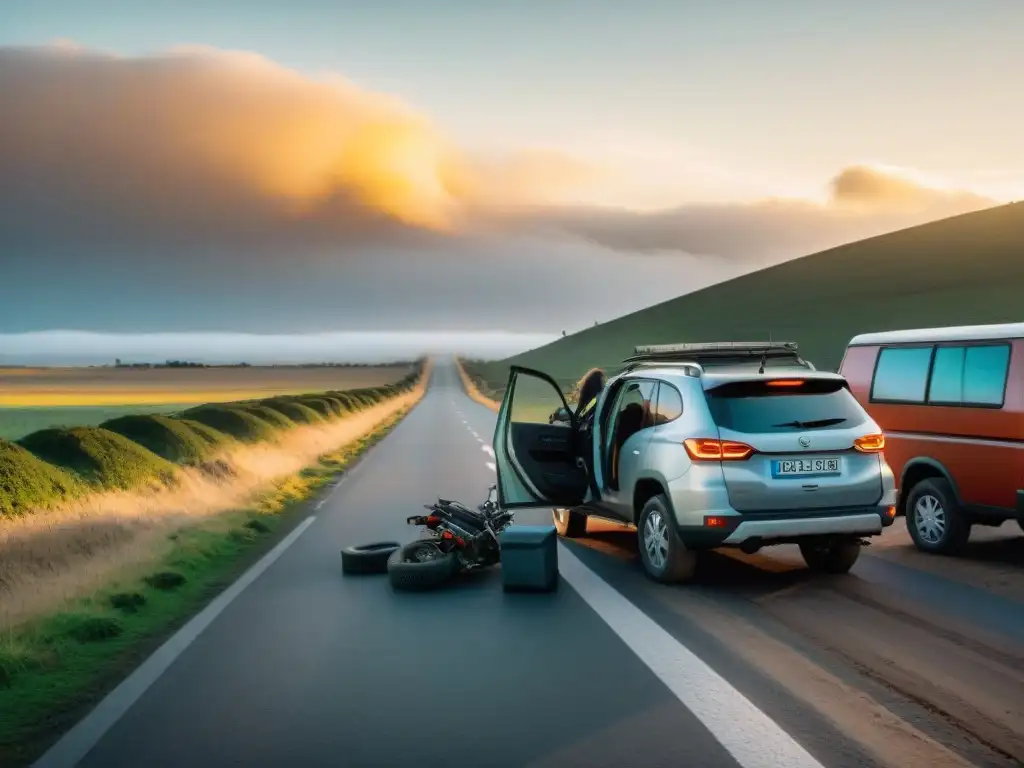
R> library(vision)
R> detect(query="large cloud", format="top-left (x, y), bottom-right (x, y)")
top-left (496, 165), bottom-right (998, 261)
top-left (0, 42), bottom-right (1000, 270)
top-left (0, 43), bottom-right (600, 258)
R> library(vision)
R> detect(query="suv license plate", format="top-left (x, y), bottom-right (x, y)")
top-left (772, 457), bottom-right (841, 478)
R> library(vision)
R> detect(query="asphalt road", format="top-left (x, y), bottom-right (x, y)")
top-left (38, 361), bottom-right (1024, 768)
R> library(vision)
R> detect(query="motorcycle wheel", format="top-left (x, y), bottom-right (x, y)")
top-left (387, 540), bottom-right (460, 592)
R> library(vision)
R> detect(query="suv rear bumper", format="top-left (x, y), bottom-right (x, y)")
top-left (675, 505), bottom-right (895, 549)
top-left (720, 510), bottom-right (887, 545)
top-left (1018, 490), bottom-right (1024, 517)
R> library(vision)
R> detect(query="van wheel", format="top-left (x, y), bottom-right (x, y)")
top-left (799, 539), bottom-right (861, 573)
top-left (637, 495), bottom-right (696, 584)
top-left (905, 478), bottom-right (970, 555)
top-left (553, 508), bottom-right (587, 538)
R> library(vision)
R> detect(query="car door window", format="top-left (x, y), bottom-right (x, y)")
top-left (496, 367), bottom-right (588, 509)
top-left (510, 371), bottom-right (571, 426)
top-left (651, 382), bottom-right (683, 425)
top-left (615, 380), bottom-right (656, 434)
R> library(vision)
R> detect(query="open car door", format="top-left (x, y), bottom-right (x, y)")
top-left (493, 366), bottom-right (590, 509)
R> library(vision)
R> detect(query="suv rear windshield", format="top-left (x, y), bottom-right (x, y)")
top-left (705, 379), bottom-right (868, 433)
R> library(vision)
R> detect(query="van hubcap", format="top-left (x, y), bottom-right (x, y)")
top-left (914, 495), bottom-right (946, 543)
top-left (644, 510), bottom-right (669, 570)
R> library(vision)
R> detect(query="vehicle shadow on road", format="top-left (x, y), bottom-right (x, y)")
top-left (570, 528), bottom-right (822, 597)
top-left (945, 532), bottom-right (1024, 566)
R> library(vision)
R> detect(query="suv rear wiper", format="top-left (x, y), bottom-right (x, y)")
top-left (773, 417), bottom-right (848, 429)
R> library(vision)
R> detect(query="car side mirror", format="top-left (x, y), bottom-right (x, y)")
top-left (549, 406), bottom-right (571, 424)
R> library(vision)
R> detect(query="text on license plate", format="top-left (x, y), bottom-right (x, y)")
top-left (772, 457), bottom-right (841, 477)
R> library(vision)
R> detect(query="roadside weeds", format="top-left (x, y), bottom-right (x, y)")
top-left (455, 359), bottom-right (500, 412)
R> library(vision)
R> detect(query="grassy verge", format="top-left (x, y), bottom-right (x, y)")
top-left (0, 362), bottom-right (425, 518)
top-left (0, 401), bottom-right (417, 767)
top-left (455, 358), bottom-right (501, 412)
top-left (455, 358), bottom-right (501, 411)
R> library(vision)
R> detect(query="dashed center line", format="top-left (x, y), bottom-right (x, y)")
top-left (482, 445), bottom-right (494, 457)
top-left (485, 461), bottom-right (496, 472)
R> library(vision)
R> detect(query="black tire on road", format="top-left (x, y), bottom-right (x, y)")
top-left (905, 477), bottom-right (970, 555)
top-left (342, 542), bottom-right (402, 575)
top-left (799, 539), bottom-right (861, 574)
top-left (636, 494), bottom-right (696, 584)
top-left (387, 541), bottom-right (459, 591)
top-left (553, 507), bottom-right (587, 538)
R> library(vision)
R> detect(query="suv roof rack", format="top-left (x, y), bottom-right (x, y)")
top-left (632, 341), bottom-right (798, 356)
top-left (620, 341), bottom-right (813, 375)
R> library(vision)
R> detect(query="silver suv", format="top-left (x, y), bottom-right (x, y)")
top-left (492, 342), bottom-right (898, 583)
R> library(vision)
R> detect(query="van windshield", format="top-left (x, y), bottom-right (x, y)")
top-left (705, 379), bottom-right (868, 433)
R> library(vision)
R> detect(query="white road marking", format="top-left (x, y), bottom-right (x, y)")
top-left (556, 544), bottom-right (825, 768)
top-left (485, 461), bottom-right (496, 472)
top-left (34, 516), bottom-right (319, 768)
top-left (482, 445), bottom-right (494, 457)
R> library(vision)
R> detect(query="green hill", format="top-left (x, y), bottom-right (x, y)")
top-left (475, 201), bottom-right (1024, 391)
top-left (18, 427), bottom-right (178, 491)
top-left (100, 414), bottom-right (229, 465)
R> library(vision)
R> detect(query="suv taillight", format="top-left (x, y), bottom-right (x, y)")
top-left (683, 438), bottom-right (755, 461)
top-left (853, 433), bottom-right (885, 453)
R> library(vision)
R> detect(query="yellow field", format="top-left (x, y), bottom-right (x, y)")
top-left (0, 365), bottom-right (413, 407)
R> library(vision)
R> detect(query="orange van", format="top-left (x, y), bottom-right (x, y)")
top-left (839, 323), bottom-right (1023, 554)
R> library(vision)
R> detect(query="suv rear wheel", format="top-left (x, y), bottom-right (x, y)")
top-left (799, 539), bottom-right (861, 573)
top-left (905, 478), bottom-right (970, 555)
top-left (636, 495), bottom-right (696, 584)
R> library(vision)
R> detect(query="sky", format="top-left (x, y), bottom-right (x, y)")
top-left (1, 1), bottom-right (1021, 362)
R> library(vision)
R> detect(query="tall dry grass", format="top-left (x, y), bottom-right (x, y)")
top-left (0, 374), bottom-right (427, 631)
top-left (455, 360), bottom-right (499, 412)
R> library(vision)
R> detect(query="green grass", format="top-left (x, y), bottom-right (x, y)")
top-left (17, 427), bottom-right (178, 492)
top-left (0, 403), bottom-right (417, 767)
top-left (0, 440), bottom-right (86, 518)
top-left (0, 404), bottom-right (188, 441)
top-left (296, 395), bottom-right (343, 419)
top-left (0, 360), bottom-right (425, 519)
top-left (100, 414), bottom-right (231, 465)
top-left (176, 405), bottom-right (280, 443)
top-left (232, 403), bottom-right (297, 430)
top-left (259, 397), bottom-right (324, 425)
top-left (474, 202), bottom-right (1024, 388)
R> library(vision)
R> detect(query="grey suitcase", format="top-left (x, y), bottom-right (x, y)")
top-left (498, 525), bottom-right (559, 592)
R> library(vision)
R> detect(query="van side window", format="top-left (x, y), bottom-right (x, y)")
top-left (870, 346), bottom-right (933, 403)
top-left (928, 344), bottom-right (1011, 407)
top-left (651, 382), bottom-right (683, 425)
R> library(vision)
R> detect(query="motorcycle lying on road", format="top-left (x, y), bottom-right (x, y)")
top-left (340, 485), bottom-right (515, 591)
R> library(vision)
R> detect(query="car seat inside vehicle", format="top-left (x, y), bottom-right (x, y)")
top-left (611, 399), bottom-right (646, 487)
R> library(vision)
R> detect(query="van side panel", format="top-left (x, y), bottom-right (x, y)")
top-left (838, 345), bottom-right (878, 402)
top-left (845, 339), bottom-right (1024, 512)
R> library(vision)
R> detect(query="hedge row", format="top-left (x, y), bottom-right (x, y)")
top-left (0, 361), bottom-right (425, 518)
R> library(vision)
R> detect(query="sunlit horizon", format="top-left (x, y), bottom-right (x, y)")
top-left (0, 330), bottom-right (561, 366)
